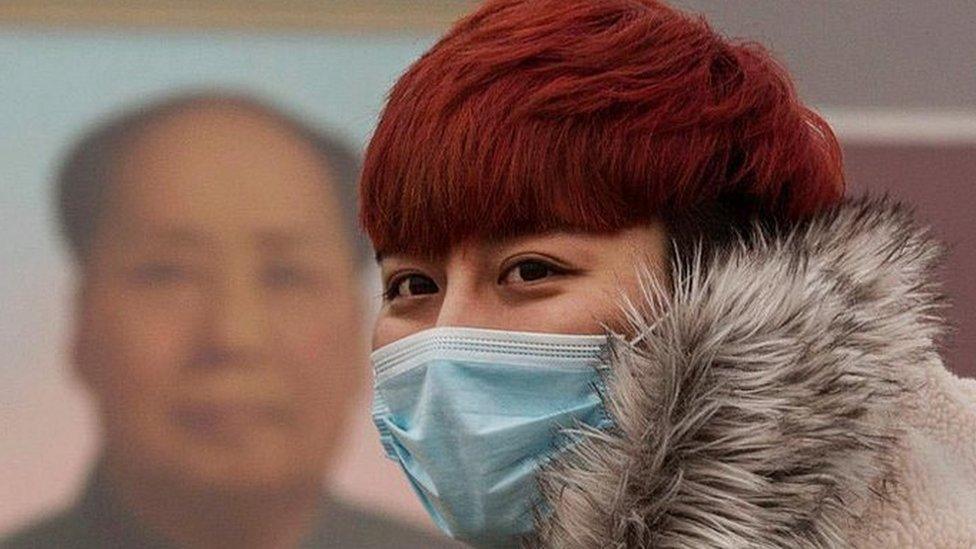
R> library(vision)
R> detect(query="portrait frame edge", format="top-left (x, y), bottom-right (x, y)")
top-left (0, 0), bottom-right (476, 33)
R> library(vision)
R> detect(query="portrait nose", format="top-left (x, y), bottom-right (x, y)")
top-left (200, 269), bottom-right (264, 366)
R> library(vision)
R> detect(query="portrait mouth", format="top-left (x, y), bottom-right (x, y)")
top-left (171, 400), bottom-right (292, 443)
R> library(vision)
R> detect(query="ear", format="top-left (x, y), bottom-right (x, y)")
top-left (337, 285), bottom-right (370, 402)
top-left (69, 276), bottom-right (99, 391)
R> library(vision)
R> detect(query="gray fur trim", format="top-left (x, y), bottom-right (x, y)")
top-left (530, 198), bottom-right (946, 548)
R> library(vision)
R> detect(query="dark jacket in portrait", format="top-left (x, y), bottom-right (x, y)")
top-left (3, 468), bottom-right (460, 549)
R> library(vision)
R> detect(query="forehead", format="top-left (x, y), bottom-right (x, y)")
top-left (380, 227), bottom-right (662, 266)
top-left (106, 106), bottom-right (340, 235)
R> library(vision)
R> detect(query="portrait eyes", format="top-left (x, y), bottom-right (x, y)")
top-left (262, 263), bottom-right (324, 290)
top-left (130, 261), bottom-right (197, 286)
top-left (128, 260), bottom-right (324, 291)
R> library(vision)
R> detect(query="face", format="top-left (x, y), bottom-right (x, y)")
top-left (373, 226), bottom-right (668, 350)
top-left (74, 106), bottom-right (365, 492)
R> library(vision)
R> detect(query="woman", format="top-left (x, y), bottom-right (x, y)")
top-left (360, 0), bottom-right (976, 547)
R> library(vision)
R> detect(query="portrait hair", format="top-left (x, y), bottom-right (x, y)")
top-left (360, 0), bottom-right (845, 259)
top-left (56, 90), bottom-right (370, 266)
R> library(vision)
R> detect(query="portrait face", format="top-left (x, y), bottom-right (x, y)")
top-left (372, 225), bottom-right (668, 350)
top-left (72, 105), bottom-right (365, 492)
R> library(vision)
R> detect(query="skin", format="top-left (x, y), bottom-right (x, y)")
top-left (373, 226), bottom-right (669, 350)
top-left (72, 103), bottom-right (365, 548)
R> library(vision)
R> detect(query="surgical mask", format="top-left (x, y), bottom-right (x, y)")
top-left (371, 326), bottom-right (613, 548)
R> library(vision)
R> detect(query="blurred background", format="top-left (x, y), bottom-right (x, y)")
top-left (1, 0), bottom-right (973, 537)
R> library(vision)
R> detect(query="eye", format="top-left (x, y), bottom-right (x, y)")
top-left (130, 262), bottom-right (194, 286)
top-left (263, 264), bottom-right (318, 289)
top-left (499, 258), bottom-right (565, 285)
top-left (384, 273), bottom-right (439, 301)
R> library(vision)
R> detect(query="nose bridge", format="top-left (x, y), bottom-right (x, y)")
top-left (434, 262), bottom-right (495, 330)
top-left (434, 282), bottom-right (473, 328)
top-left (204, 255), bottom-right (265, 357)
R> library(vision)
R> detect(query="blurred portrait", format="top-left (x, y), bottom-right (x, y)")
top-left (3, 89), bottom-right (465, 547)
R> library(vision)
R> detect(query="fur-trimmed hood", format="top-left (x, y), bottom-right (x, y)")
top-left (533, 198), bottom-right (976, 548)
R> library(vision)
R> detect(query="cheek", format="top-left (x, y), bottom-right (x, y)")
top-left (271, 299), bottom-right (365, 396)
top-left (511, 279), bottom-right (629, 335)
top-left (79, 293), bottom-right (198, 397)
top-left (371, 314), bottom-right (410, 351)
top-left (520, 296), bottom-right (611, 334)
top-left (270, 302), bottom-right (366, 458)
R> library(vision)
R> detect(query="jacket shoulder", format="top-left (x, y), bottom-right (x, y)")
top-left (1, 507), bottom-right (93, 549)
top-left (850, 368), bottom-right (976, 546)
top-left (310, 500), bottom-right (464, 549)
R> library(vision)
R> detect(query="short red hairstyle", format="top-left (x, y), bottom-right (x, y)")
top-left (361, 0), bottom-right (844, 257)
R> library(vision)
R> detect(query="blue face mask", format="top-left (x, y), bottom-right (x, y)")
top-left (371, 326), bottom-right (612, 548)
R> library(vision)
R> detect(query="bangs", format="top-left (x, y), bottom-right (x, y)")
top-left (360, 0), bottom-right (844, 258)
top-left (362, 115), bottom-right (654, 258)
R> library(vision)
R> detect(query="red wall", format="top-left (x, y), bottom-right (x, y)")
top-left (844, 143), bottom-right (975, 377)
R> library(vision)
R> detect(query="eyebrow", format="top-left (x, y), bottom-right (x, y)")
top-left (149, 228), bottom-right (210, 248)
top-left (374, 251), bottom-right (434, 265)
top-left (253, 230), bottom-right (321, 252)
top-left (139, 227), bottom-right (322, 252)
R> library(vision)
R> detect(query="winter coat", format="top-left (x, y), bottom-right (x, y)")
top-left (532, 198), bottom-right (976, 548)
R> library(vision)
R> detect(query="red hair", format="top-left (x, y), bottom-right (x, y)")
top-left (361, 0), bottom-right (844, 257)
